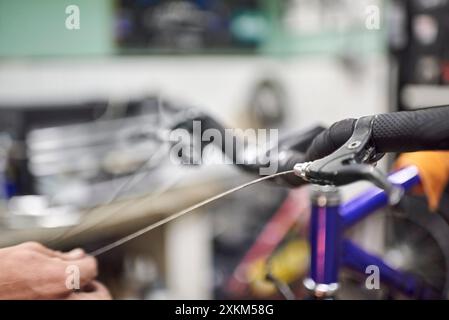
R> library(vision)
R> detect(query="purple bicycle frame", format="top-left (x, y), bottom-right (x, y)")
top-left (306, 165), bottom-right (440, 299)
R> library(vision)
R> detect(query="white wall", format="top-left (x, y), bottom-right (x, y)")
top-left (0, 55), bottom-right (388, 128)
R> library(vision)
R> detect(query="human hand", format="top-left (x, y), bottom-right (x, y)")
top-left (0, 241), bottom-right (111, 300)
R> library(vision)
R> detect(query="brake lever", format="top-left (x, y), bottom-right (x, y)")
top-left (293, 116), bottom-right (404, 205)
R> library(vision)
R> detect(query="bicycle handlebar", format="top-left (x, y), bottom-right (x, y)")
top-left (173, 105), bottom-right (449, 192)
top-left (373, 106), bottom-right (449, 153)
top-left (172, 112), bottom-right (321, 187)
top-left (306, 106), bottom-right (449, 161)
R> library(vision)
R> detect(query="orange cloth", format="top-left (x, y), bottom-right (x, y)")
top-left (395, 151), bottom-right (449, 211)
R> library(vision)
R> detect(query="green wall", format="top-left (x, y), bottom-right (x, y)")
top-left (0, 0), bottom-right (114, 56)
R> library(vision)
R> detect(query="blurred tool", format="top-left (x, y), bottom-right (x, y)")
top-left (0, 97), bottom-right (187, 228)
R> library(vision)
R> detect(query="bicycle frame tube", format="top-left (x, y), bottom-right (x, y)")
top-left (342, 240), bottom-right (439, 299)
top-left (305, 165), bottom-right (440, 299)
top-left (341, 166), bottom-right (421, 228)
top-left (305, 185), bottom-right (341, 297)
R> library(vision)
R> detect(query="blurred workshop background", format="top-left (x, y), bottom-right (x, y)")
top-left (1, 0), bottom-right (449, 299)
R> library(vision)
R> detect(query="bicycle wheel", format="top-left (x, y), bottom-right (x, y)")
top-left (382, 195), bottom-right (449, 299)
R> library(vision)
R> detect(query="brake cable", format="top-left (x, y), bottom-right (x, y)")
top-left (89, 170), bottom-right (295, 257)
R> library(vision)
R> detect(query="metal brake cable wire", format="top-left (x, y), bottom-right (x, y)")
top-left (89, 170), bottom-right (295, 257)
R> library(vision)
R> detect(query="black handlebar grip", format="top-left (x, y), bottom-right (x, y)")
top-left (372, 106), bottom-right (449, 153)
top-left (305, 118), bottom-right (356, 161)
top-left (305, 106), bottom-right (449, 161)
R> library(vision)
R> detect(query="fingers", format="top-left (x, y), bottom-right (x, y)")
top-left (26, 243), bottom-right (98, 295)
top-left (28, 255), bottom-right (97, 299)
top-left (19, 242), bottom-right (86, 261)
top-left (0, 242), bottom-right (108, 300)
top-left (61, 255), bottom-right (98, 288)
top-left (65, 281), bottom-right (112, 300)
top-left (19, 242), bottom-right (61, 257)
top-left (62, 248), bottom-right (86, 260)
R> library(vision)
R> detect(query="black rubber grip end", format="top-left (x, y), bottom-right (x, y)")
top-left (372, 106), bottom-right (449, 153)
